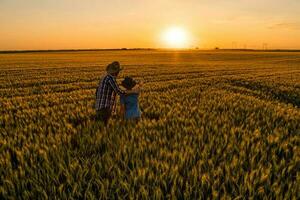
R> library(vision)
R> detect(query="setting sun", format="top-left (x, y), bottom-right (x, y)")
top-left (161, 27), bottom-right (189, 48)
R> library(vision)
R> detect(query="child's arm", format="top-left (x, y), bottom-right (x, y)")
top-left (136, 80), bottom-right (143, 96)
top-left (120, 104), bottom-right (125, 119)
top-left (120, 95), bottom-right (125, 119)
top-left (137, 81), bottom-right (143, 91)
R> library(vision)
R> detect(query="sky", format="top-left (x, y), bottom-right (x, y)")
top-left (0, 0), bottom-right (300, 50)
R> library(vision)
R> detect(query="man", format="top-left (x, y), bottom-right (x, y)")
top-left (95, 61), bottom-right (137, 125)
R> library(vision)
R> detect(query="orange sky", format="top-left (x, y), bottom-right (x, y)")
top-left (0, 0), bottom-right (300, 50)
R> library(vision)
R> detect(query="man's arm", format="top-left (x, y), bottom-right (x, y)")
top-left (108, 76), bottom-right (125, 95)
top-left (108, 76), bottom-right (140, 95)
top-left (126, 88), bottom-right (140, 94)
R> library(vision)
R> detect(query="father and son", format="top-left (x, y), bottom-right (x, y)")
top-left (95, 61), bottom-right (142, 125)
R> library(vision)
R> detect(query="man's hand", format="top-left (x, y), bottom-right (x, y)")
top-left (138, 80), bottom-right (144, 86)
top-left (126, 87), bottom-right (140, 94)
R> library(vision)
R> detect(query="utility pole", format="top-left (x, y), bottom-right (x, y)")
top-left (262, 43), bottom-right (268, 50)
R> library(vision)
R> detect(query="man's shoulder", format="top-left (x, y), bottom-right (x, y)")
top-left (105, 74), bottom-right (116, 81)
top-left (107, 74), bottom-right (114, 78)
top-left (102, 74), bottom-right (113, 81)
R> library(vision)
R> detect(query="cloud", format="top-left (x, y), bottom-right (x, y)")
top-left (268, 22), bottom-right (300, 30)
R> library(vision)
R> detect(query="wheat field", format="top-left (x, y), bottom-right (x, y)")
top-left (0, 50), bottom-right (299, 199)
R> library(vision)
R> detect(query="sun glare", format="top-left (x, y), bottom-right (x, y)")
top-left (162, 27), bottom-right (189, 48)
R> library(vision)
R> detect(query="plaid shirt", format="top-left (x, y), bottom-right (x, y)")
top-left (95, 74), bottom-right (125, 111)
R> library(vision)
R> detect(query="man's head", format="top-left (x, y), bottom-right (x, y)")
top-left (111, 71), bottom-right (119, 77)
top-left (106, 61), bottom-right (122, 77)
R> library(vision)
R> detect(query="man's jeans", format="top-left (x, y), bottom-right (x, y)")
top-left (96, 108), bottom-right (112, 126)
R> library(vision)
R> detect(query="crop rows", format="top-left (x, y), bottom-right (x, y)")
top-left (0, 50), bottom-right (299, 199)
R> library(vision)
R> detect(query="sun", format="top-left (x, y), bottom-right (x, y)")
top-left (161, 27), bottom-right (189, 48)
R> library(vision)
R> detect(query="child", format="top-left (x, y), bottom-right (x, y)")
top-left (120, 76), bottom-right (142, 122)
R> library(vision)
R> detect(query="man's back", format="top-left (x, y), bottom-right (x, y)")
top-left (95, 74), bottom-right (123, 110)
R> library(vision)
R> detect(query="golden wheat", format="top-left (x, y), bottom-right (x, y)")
top-left (0, 50), bottom-right (299, 199)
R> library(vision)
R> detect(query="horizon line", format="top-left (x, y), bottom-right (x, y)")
top-left (1, 48), bottom-right (300, 54)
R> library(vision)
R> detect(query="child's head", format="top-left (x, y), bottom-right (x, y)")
top-left (121, 76), bottom-right (136, 90)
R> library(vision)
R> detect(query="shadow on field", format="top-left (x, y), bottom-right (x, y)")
top-left (226, 79), bottom-right (300, 107)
